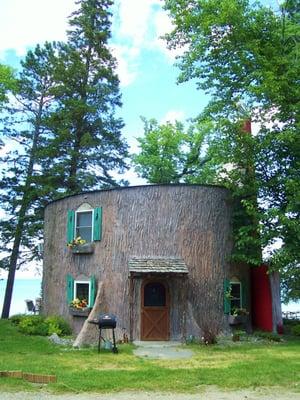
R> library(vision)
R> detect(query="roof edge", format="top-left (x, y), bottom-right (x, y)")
top-left (45, 183), bottom-right (230, 209)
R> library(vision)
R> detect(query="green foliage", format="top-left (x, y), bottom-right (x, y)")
top-left (132, 117), bottom-right (214, 184)
top-left (45, 0), bottom-right (128, 193)
top-left (14, 314), bottom-right (71, 336)
top-left (0, 64), bottom-right (16, 105)
top-left (163, 0), bottom-right (300, 299)
top-left (9, 314), bottom-right (27, 326)
top-left (44, 315), bottom-right (72, 336)
top-left (18, 315), bottom-right (49, 336)
top-left (254, 331), bottom-right (283, 342)
top-left (291, 325), bottom-right (300, 336)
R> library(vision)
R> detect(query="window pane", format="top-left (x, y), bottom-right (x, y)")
top-left (230, 283), bottom-right (241, 309)
top-left (76, 211), bottom-right (92, 227)
top-left (76, 211), bottom-right (92, 242)
top-left (75, 283), bottom-right (89, 301)
top-left (231, 283), bottom-right (241, 299)
top-left (144, 283), bottom-right (166, 307)
top-left (76, 227), bottom-right (92, 242)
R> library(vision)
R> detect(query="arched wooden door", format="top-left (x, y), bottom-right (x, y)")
top-left (141, 280), bottom-right (169, 340)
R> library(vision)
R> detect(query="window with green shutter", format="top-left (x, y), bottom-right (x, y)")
top-left (67, 274), bottom-right (97, 308)
top-left (67, 210), bottom-right (75, 243)
top-left (89, 275), bottom-right (96, 307)
top-left (66, 274), bottom-right (74, 305)
top-left (93, 207), bottom-right (102, 241)
top-left (67, 205), bottom-right (103, 244)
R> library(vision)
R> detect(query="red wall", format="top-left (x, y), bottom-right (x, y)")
top-left (251, 265), bottom-right (273, 331)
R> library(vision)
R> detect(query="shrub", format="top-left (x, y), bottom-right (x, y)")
top-left (255, 331), bottom-right (283, 342)
top-left (9, 314), bottom-right (26, 326)
top-left (16, 315), bottom-right (71, 336)
top-left (45, 316), bottom-right (72, 336)
top-left (291, 324), bottom-right (300, 336)
top-left (201, 322), bottom-right (220, 345)
top-left (18, 315), bottom-right (49, 336)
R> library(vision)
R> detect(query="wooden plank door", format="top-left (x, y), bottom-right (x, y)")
top-left (141, 280), bottom-right (169, 340)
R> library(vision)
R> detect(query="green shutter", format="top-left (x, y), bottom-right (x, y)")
top-left (224, 279), bottom-right (231, 314)
top-left (67, 210), bottom-right (75, 243)
top-left (90, 275), bottom-right (96, 307)
top-left (66, 274), bottom-right (74, 305)
top-left (93, 207), bottom-right (102, 241)
top-left (241, 278), bottom-right (250, 310)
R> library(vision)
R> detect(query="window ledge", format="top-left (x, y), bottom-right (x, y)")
top-left (71, 243), bottom-right (94, 254)
top-left (228, 315), bottom-right (248, 325)
top-left (69, 307), bottom-right (91, 317)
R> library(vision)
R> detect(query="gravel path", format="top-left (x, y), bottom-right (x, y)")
top-left (1, 388), bottom-right (300, 400)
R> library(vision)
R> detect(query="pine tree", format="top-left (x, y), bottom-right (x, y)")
top-left (46, 0), bottom-right (128, 194)
top-left (0, 43), bottom-right (58, 318)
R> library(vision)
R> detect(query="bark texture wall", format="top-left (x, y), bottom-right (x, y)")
top-left (42, 184), bottom-right (238, 340)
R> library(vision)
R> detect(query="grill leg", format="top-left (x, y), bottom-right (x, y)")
top-left (112, 328), bottom-right (118, 353)
top-left (98, 328), bottom-right (102, 353)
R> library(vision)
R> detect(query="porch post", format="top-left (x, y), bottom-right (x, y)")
top-left (182, 276), bottom-right (188, 343)
top-left (129, 274), bottom-right (134, 342)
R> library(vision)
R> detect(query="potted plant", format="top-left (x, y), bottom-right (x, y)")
top-left (67, 237), bottom-right (94, 254)
top-left (229, 308), bottom-right (249, 325)
top-left (69, 298), bottom-right (90, 317)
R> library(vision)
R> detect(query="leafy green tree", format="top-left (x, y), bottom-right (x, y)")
top-left (132, 117), bottom-right (213, 184)
top-left (0, 43), bottom-right (58, 318)
top-left (164, 0), bottom-right (300, 301)
top-left (46, 0), bottom-right (128, 194)
top-left (0, 64), bottom-right (16, 106)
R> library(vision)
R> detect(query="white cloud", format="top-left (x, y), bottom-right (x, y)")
top-left (115, 0), bottom-right (160, 47)
top-left (111, 0), bottom-right (178, 85)
top-left (110, 44), bottom-right (139, 87)
top-left (160, 110), bottom-right (185, 124)
top-left (0, 0), bottom-right (76, 58)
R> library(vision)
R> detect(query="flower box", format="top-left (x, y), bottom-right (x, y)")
top-left (71, 243), bottom-right (94, 254)
top-left (228, 315), bottom-right (248, 325)
top-left (69, 307), bottom-right (91, 317)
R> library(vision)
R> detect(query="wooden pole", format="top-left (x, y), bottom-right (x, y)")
top-left (182, 276), bottom-right (188, 343)
top-left (129, 274), bottom-right (134, 342)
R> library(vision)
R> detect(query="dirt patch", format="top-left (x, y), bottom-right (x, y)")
top-left (0, 387), bottom-right (300, 400)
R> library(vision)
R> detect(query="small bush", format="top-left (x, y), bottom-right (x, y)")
top-left (9, 314), bottom-right (26, 326)
top-left (291, 324), bottom-right (300, 336)
top-left (18, 315), bottom-right (49, 336)
top-left (45, 316), bottom-right (72, 336)
top-left (255, 331), bottom-right (282, 342)
top-left (16, 315), bottom-right (71, 336)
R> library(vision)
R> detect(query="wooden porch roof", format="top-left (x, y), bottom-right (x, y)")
top-left (128, 257), bottom-right (189, 275)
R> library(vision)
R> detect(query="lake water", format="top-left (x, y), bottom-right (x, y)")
top-left (0, 279), bottom-right (42, 316)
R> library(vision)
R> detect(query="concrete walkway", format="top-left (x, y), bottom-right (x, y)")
top-left (133, 341), bottom-right (194, 359)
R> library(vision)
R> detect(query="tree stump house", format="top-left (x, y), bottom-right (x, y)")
top-left (42, 184), bottom-right (254, 343)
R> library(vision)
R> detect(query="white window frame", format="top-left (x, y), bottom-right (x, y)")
top-left (75, 208), bottom-right (94, 243)
top-left (73, 280), bottom-right (91, 307)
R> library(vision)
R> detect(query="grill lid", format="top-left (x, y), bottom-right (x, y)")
top-left (98, 313), bottom-right (117, 328)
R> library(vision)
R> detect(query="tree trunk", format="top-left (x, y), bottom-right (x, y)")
top-left (73, 281), bottom-right (104, 347)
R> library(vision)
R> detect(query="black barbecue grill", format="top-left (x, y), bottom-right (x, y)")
top-left (89, 313), bottom-right (118, 353)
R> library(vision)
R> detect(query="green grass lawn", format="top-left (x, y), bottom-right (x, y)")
top-left (0, 319), bottom-right (299, 393)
